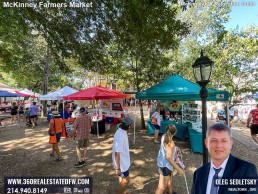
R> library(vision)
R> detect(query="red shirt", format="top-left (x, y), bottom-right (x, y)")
top-left (249, 108), bottom-right (258, 125)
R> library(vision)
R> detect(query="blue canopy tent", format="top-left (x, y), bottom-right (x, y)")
top-left (0, 90), bottom-right (22, 97)
top-left (136, 75), bottom-right (229, 101)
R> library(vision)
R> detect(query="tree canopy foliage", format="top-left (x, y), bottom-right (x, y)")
top-left (0, 0), bottom-right (257, 104)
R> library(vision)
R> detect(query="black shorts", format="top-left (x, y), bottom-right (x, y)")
top-left (250, 124), bottom-right (258, 135)
top-left (158, 167), bottom-right (172, 176)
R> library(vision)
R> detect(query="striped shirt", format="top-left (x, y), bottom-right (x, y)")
top-left (73, 114), bottom-right (92, 140)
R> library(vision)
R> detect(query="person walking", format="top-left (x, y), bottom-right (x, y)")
top-left (48, 111), bottom-right (64, 161)
top-left (151, 107), bottom-right (161, 144)
top-left (247, 104), bottom-right (258, 150)
top-left (112, 116), bottom-right (133, 194)
top-left (191, 123), bottom-right (257, 194)
top-left (29, 102), bottom-right (38, 128)
top-left (73, 107), bottom-right (92, 168)
top-left (10, 102), bottom-right (18, 124)
top-left (155, 124), bottom-right (184, 194)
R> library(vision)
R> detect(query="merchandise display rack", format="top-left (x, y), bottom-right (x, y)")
top-left (182, 103), bottom-right (202, 132)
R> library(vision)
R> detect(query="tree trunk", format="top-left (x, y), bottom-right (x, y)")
top-left (139, 99), bottom-right (146, 129)
top-left (43, 47), bottom-right (50, 117)
top-left (134, 59), bottom-right (146, 129)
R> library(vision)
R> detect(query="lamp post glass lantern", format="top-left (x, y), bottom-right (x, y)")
top-left (192, 50), bottom-right (214, 165)
top-left (192, 50), bottom-right (213, 86)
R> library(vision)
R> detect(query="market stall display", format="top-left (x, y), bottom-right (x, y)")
top-left (182, 103), bottom-right (202, 132)
top-left (147, 119), bottom-right (187, 140)
top-left (136, 74), bottom-right (229, 152)
top-left (63, 86), bottom-right (126, 137)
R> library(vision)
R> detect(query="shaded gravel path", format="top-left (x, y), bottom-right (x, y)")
top-left (0, 108), bottom-right (257, 194)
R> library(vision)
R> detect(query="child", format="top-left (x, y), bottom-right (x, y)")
top-left (24, 108), bottom-right (30, 125)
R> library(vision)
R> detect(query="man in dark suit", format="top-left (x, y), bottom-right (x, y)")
top-left (191, 123), bottom-right (257, 194)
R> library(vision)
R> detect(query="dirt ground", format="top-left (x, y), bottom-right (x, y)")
top-left (0, 108), bottom-right (257, 194)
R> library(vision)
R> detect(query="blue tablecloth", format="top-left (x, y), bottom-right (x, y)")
top-left (147, 119), bottom-right (187, 141)
top-left (186, 123), bottom-right (203, 153)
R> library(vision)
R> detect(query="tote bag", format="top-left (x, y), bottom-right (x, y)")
top-left (49, 120), bottom-right (57, 144)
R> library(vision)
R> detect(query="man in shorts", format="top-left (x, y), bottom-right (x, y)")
top-left (247, 104), bottom-right (258, 150)
top-left (73, 107), bottom-right (92, 168)
top-left (29, 102), bottom-right (38, 128)
top-left (112, 116), bottom-right (133, 194)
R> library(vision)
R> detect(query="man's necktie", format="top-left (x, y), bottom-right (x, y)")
top-left (210, 167), bottom-right (222, 194)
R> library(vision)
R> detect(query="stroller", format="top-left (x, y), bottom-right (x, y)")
top-left (26, 116), bottom-right (32, 127)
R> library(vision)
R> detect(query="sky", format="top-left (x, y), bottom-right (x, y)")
top-left (224, 0), bottom-right (258, 30)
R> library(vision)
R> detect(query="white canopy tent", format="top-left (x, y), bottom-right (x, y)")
top-left (39, 86), bottom-right (79, 119)
top-left (39, 86), bottom-right (78, 101)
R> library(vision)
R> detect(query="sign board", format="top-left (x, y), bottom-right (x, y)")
top-left (63, 118), bottom-right (75, 137)
top-left (216, 94), bottom-right (224, 99)
top-left (112, 103), bottom-right (123, 111)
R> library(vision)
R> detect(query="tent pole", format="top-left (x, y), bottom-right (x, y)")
top-left (63, 101), bottom-right (65, 119)
top-left (97, 100), bottom-right (99, 138)
top-left (97, 120), bottom-right (99, 138)
top-left (226, 101), bottom-right (230, 127)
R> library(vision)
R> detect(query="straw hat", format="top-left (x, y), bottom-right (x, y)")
top-left (51, 111), bottom-right (60, 117)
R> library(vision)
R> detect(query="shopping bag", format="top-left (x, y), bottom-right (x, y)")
top-left (174, 146), bottom-right (185, 169)
top-left (49, 135), bottom-right (57, 144)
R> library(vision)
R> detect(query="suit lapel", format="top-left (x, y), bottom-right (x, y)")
top-left (202, 163), bottom-right (210, 194)
top-left (219, 154), bottom-right (235, 194)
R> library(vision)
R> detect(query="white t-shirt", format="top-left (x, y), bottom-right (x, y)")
top-left (112, 128), bottom-right (130, 172)
top-left (229, 106), bottom-right (235, 116)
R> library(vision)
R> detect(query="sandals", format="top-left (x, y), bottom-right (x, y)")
top-left (153, 140), bottom-right (160, 144)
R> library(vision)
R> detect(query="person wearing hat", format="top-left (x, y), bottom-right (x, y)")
top-left (73, 107), bottom-right (92, 168)
top-left (112, 116), bottom-right (133, 194)
top-left (48, 111), bottom-right (65, 161)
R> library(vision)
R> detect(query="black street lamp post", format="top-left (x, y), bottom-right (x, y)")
top-left (192, 50), bottom-right (214, 165)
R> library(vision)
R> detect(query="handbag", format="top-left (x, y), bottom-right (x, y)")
top-left (49, 119), bottom-right (57, 144)
top-left (174, 146), bottom-right (189, 194)
top-left (49, 135), bottom-right (57, 144)
top-left (174, 146), bottom-right (185, 169)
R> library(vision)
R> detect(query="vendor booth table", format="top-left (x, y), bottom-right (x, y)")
top-left (185, 122), bottom-right (203, 153)
top-left (147, 119), bottom-right (187, 141)
top-left (91, 119), bottom-right (106, 135)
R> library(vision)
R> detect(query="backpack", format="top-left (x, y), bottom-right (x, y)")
top-left (174, 146), bottom-right (185, 169)
top-left (252, 109), bottom-right (258, 125)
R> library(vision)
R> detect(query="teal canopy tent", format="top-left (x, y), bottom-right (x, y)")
top-left (136, 75), bottom-right (229, 101)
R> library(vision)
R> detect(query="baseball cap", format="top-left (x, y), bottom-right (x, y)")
top-left (121, 116), bottom-right (133, 126)
top-left (80, 107), bottom-right (86, 112)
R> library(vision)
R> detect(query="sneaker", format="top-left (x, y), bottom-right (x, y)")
top-left (55, 158), bottom-right (63, 162)
top-left (49, 153), bottom-right (55, 157)
top-left (75, 161), bottom-right (85, 168)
